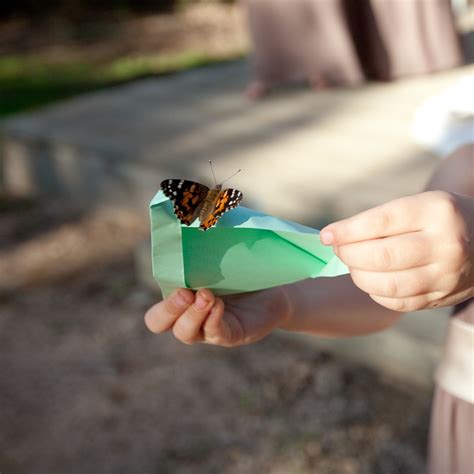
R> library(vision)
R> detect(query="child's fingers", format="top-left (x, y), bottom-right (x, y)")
top-left (171, 289), bottom-right (215, 344)
top-left (145, 289), bottom-right (195, 334)
top-left (350, 265), bottom-right (436, 299)
top-left (369, 292), bottom-right (442, 312)
top-left (321, 194), bottom-right (430, 246)
top-left (335, 232), bottom-right (432, 271)
top-left (201, 298), bottom-right (231, 344)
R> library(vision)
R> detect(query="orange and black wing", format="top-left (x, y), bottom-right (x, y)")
top-left (161, 179), bottom-right (209, 226)
top-left (199, 188), bottom-right (243, 231)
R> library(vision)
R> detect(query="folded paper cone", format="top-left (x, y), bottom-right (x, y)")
top-left (150, 191), bottom-right (348, 297)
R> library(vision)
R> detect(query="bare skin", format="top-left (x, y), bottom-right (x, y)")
top-left (321, 191), bottom-right (474, 312)
top-left (321, 144), bottom-right (474, 312)
top-left (145, 144), bottom-right (473, 346)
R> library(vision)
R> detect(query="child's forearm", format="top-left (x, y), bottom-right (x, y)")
top-left (279, 275), bottom-right (401, 337)
top-left (278, 145), bottom-right (472, 338)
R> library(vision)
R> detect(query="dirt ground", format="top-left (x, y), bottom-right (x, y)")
top-left (0, 197), bottom-right (432, 474)
top-left (1, 2), bottom-right (469, 471)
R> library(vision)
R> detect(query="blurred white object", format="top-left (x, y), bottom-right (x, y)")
top-left (451, 0), bottom-right (470, 15)
top-left (411, 75), bottom-right (474, 157)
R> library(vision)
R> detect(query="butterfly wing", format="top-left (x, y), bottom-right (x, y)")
top-left (161, 179), bottom-right (209, 226)
top-left (199, 188), bottom-right (243, 231)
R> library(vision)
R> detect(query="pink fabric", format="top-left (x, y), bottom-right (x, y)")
top-left (428, 300), bottom-right (474, 473)
top-left (245, 0), bottom-right (364, 86)
top-left (428, 385), bottom-right (474, 474)
top-left (245, 0), bottom-right (463, 86)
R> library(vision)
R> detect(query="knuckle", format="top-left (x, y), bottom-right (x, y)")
top-left (409, 298), bottom-right (427, 311)
top-left (386, 297), bottom-right (422, 312)
top-left (431, 262), bottom-right (456, 293)
top-left (164, 297), bottom-right (184, 315)
top-left (384, 275), bottom-right (400, 298)
top-left (450, 235), bottom-right (469, 267)
top-left (393, 299), bottom-right (407, 312)
top-left (376, 209), bottom-right (392, 233)
top-left (441, 236), bottom-right (469, 281)
top-left (444, 274), bottom-right (461, 294)
top-left (402, 301), bottom-right (419, 312)
top-left (432, 191), bottom-right (458, 218)
top-left (412, 237), bottom-right (429, 262)
top-left (172, 323), bottom-right (193, 344)
top-left (374, 295), bottom-right (428, 312)
top-left (418, 275), bottom-right (432, 295)
top-left (390, 298), bottom-right (411, 312)
top-left (350, 270), bottom-right (366, 291)
top-left (379, 244), bottom-right (394, 269)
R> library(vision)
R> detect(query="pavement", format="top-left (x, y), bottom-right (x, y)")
top-left (3, 60), bottom-right (473, 222)
top-left (2, 58), bottom-right (472, 386)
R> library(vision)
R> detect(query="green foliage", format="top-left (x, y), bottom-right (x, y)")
top-left (0, 51), bottom-right (244, 118)
top-left (0, 56), bottom-right (99, 116)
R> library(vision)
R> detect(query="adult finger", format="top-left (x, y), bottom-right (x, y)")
top-left (172, 289), bottom-right (215, 344)
top-left (320, 194), bottom-right (431, 246)
top-left (335, 232), bottom-right (432, 271)
top-left (350, 265), bottom-right (437, 299)
top-left (145, 289), bottom-right (195, 334)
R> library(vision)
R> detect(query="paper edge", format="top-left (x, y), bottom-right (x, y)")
top-left (150, 191), bottom-right (320, 235)
top-left (149, 192), bottom-right (187, 297)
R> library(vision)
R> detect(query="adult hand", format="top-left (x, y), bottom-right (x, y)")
top-left (144, 286), bottom-right (290, 346)
top-left (320, 191), bottom-right (474, 312)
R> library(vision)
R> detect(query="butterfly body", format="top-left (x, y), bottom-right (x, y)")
top-left (199, 184), bottom-right (222, 223)
top-left (161, 179), bottom-right (243, 231)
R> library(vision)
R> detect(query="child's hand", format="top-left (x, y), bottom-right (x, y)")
top-left (321, 191), bottom-right (474, 312)
top-left (144, 286), bottom-right (291, 346)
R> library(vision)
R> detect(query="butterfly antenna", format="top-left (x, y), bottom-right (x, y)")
top-left (209, 160), bottom-right (218, 186)
top-left (220, 168), bottom-right (242, 185)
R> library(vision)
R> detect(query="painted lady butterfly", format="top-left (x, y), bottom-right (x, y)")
top-left (161, 166), bottom-right (243, 231)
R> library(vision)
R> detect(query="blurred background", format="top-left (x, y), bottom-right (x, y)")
top-left (1, 1), bottom-right (473, 473)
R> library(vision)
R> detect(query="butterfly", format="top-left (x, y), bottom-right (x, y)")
top-left (161, 165), bottom-right (243, 231)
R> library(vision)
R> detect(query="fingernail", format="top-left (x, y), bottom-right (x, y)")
top-left (174, 290), bottom-right (193, 309)
top-left (320, 229), bottom-right (334, 245)
top-left (194, 291), bottom-right (210, 311)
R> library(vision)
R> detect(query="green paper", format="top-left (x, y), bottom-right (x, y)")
top-left (150, 191), bottom-right (348, 297)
